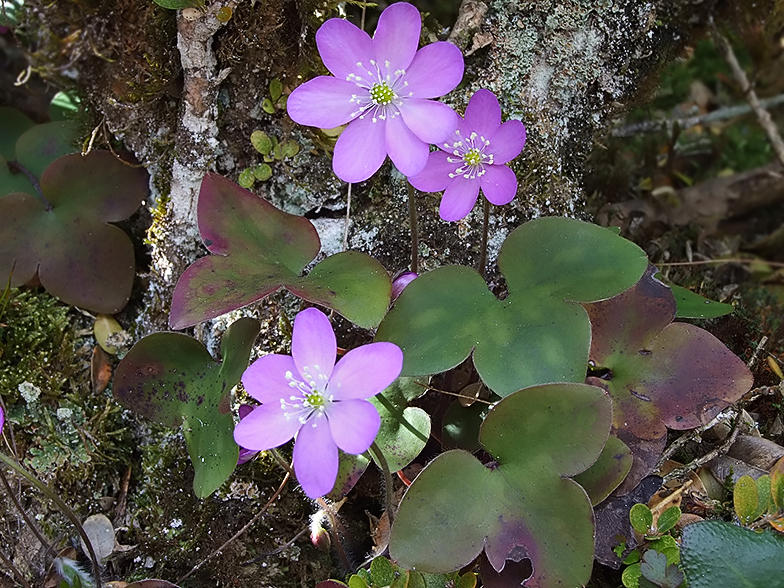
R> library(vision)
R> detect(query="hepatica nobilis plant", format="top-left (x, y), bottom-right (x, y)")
top-left (106, 3), bottom-right (754, 587)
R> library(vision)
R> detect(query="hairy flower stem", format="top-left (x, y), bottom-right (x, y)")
top-left (0, 545), bottom-right (30, 588)
top-left (407, 181), bottom-right (419, 273)
top-left (343, 183), bottom-right (352, 251)
top-left (478, 198), bottom-right (490, 278)
top-left (7, 160), bottom-right (51, 210)
top-left (0, 454), bottom-right (102, 588)
top-left (0, 467), bottom-right (56, 557)
top-left (369, 440), bottom-right (395, 526)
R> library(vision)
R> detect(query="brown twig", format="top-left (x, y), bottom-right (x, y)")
top-left (710, 21), bottom-right (784, 167)
top-left (0, 468), bottom-right (57, 558)
top-left (175, 471), bottom-right (291, 584)
top-left (0, 545), bottom-right (31, 588)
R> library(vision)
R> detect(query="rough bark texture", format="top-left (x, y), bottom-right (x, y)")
top-left (22, 0), bottom-right (777, 333)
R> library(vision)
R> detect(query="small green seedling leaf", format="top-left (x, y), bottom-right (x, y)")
top-left (377, 218), bottom-right (648, 396)
top-left (622, 563), bottom-right (642, 588)
top-left (252, 163), bottom-right (272, 181)
top-left (269, 78), bottom-right (283, 102)
top-left (113, 318), bottom-right (260, 497)
top-left (170, 173), bottom-right (391, 329)
top-left (152, 0), bottom-right (202, 9)
top-left (734, 475), bottom-right (760, 524)
top-left (390, 383), bottom-right (612, 588)
top-left (238, 168), bottom-right (255, 188)
top-left (250, 130), bottom-right (273, 155)
top-left (630, 503), bottom-right (654, 535)
top-left (681, 520), bottom-right (784, 588)
top-left (757, 474), bottom-right (773, 516)
top-left (670, 283), bottom-right (734, 319)
top-left (93, 314), bottom-right (123, 354)
top-left (262, 98), bottom-right (275, 114)
top-left (771, 455), bottom-right (784, 510)
top-left (0, 151), bottom-right (148, 313)
top-left (656, 506), bottom-right (681, 534)
top-left (585, 266), bottom-right (754, 493)
top-left (49, 91), bottom-right (81, 121)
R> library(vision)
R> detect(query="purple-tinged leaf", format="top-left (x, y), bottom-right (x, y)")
top-left (584, 266), bottom-right (754, 494)
top-left (574, 434), bottom-right (633, 506)
top-left (0, 151), bottom-right (148, 313)
top-left (170, 173), bottom-right (391, 329)
top-left (113, 318), bottom-right (259, 497)
top-left (390, 383), bottom-right (612, 588)
top-left (0, 107), bottom-right (34, 161)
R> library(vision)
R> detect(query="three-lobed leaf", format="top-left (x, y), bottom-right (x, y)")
top-left (170, 173), bottom-right (391, 329)
top-left (390, 383), bottom-right (612, 588)
top-left (113, 318), bottom-right (260, 497)
top-left (0, 151), bottom-right (148, 312)
top-left (585, 266), bottom-right (754, 494)
top-left (377, 218), bottom-right (648, 396)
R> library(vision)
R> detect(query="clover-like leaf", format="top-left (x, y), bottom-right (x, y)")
top-left (376, 218), bottom-right (648, 396)
top-left (585, 266), bottom-right (754, 494)
top-left (170, 173), bottom-right (391, 329)
top-left (113, 318), bottom-right (260, 497)
top-left (573, 434), bottom-right (633, 506)
top-left (390, 383), bottom-right (612, 588)
top-left (0, 152), bottom-right (148, 313)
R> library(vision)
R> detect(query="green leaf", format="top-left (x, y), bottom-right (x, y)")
top-left (573, 434), bottom-right (633, 505)
top-left (152, 0), bottom-right (201, 9)
top-left (622, 562), bottom-right (642, 588)
top-left (390, 383), bottom-right (612, 588)
top-left (370, 377), bottom-right (430, 472)
top-left (370, 556), bottom-right (396, 586)
top-left (252, 163), bottom-right (272, 181)
top-left (586, 266), bottom-right (754, 493)
top-left (756, 474), bottom-right (773, 516)
top-left (49, 91), bottom-right (81, 121)
top-left (250, 130), bottom-right (273, 155)
top-left (377, 218), bottom-right (647, 396)
top-left (734, 475), bottom-right (761, 524)
top-left (0, 107), bottom-right (35, 161)
top-left (656, 506), bottom-right (681, 534)
top-left (630, 503), bottom-right (653, 535)
top-left (262, 98), bottom-right (275, 114)
top-left (639, 549), bottom-right (684, 588)
top-left (670, 283), bottom-right (734, 318)
top-left (170, 173), bottom-right (391, 329)
top-left (0, 152), bottom-right (148, 313)
top-left (269, 78), bottom-right (283, 102)
top-left (441, 399), bottom-right (485, 452)
top-left (681, 521), bottom-right (784, 588)
top-left (113, 318), bottom-right (259, 497)
top-left (771, 456), bottom-right (784, 510)
top-left (238, 168), bottom-right (255, 188)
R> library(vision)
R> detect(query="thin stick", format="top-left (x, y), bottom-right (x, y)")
top-left (407, 181), bottom-right (419, 273)
top-left (0, 468), bottom-right (56, 558)
top-left (369, 441), bottom-right (395, 526)
top-left (176, 471), bottom-right (291, 584)
top-left (0, 545), bottom-right (31, 588)
top-left (477, 198), bottom-right (490, 277)
top-left (360, 4), bottom-right (367, 31)
top-left (412, 380), bottom-right (495, 405)
top-left (657, 258), bottom-right (784, 268)
top-left (343, 183), bottom-right (352, 251)
top-left (240, 525), bottom-right (309, 564)
top-left (711, 22), bottom-right (784, 167)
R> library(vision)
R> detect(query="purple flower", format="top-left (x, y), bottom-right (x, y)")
top-left (408, 89), bottom-right (526, 222)
top-left (391, 271), bottom-right (418, 300)
top-left (287, 2), bottom-right (464, 183)
top-left (236, 404), bottom-right (260, 465)
top-left (0, 405), bottom-right (3, 431)
top-left (234, 308), bottom-right (403, 498)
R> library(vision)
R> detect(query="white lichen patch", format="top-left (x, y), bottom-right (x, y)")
top-left (18, 381), bottom-right (41, 404)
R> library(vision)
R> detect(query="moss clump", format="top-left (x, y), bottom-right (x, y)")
top-left (0, 288), bottom-right (75, 402)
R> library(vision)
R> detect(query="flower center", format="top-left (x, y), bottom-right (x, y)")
top-left (463, 148), bottom-right (482, 166)
top-left (303, 390), bottom-right (326, 409)
top-left (445, 131), bottom-right (495, 180)
top-left (281, 369), bottom-right (333, 424)
top-left (369, 81), bottom-right (396, 106)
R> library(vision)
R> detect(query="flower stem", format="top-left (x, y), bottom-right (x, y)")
top-left (407, 181), bottom-right (419, 274)
top-left (0, 466), bottom-right (56, 557)
top-left (343, 182), bottom-right (352, 251)
top-left (478, 198), bottom-right (490, 278)
top-left (0, 453), bottom-right (102, 588)
top-left (7, 160), bottom-right (52, 211)
top-left (369, 440), bottom-right (395, 526)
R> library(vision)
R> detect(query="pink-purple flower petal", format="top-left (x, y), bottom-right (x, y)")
top-left (399, 99), bottom-right (459, 144)
top-left (333, 115), bottom-right (388, 182)
top-left (293, 415), bottom-right (339, 498)
top-left (480, 164), bottom-right (518, 206)
top-left (328, 342), bottom-right (404, 400)
top-left (440, 175), bottom-right (481, 221)
top-left (242, 354), bottom-right (299, 403)
top-left (316, 17), bottom-right (374, 80)
top-left (404, 42), bottom-right (464, 99)
top-left (408, 151), bottom-right (455, 192)
top-left (327, 399), bottom-right (381, 454)
top-left (373, 2), bottom-right (420, 74)
top-left (487, 119), bottom-right (526, 164)
top-left (391, 271), bottom-right (418, 300)
top-left (292, 308), bottom-right (336, 385)
top-left (385, 114), bottom-right (430, 177)
top-left (287, 77), bottom-right (361, 129)
top-left (233, 403), bottom-right (302, 451)
top-left (463, 89), bottom-right (501, 139)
